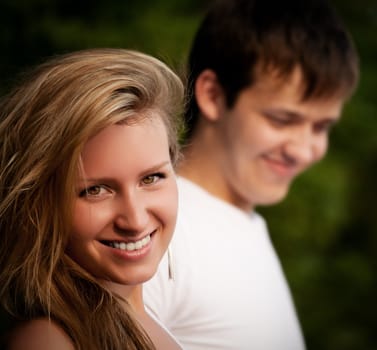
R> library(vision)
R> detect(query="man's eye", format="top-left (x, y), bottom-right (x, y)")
top-left (314, 121), bottom-right (335, 133)
top-left (142, 173), bottom-right (165, 185)
top-left (265, 113), bottom-right (291, 126)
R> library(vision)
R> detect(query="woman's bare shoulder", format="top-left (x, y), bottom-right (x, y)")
top-left (7, 318), bottom-right (74, 350)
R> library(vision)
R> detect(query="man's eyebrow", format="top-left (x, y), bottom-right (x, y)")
top-left (263, 108), bottom-right (303, 119)
top-left (264, 108), bottom-right (340, 121)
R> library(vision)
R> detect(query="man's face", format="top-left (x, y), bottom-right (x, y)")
top-left (214, 67), bottom-right (344, 211)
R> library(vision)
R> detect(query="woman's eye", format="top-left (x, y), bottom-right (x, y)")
top-left (142, 173), bottom-right (165, 185)
top-left (79, 185), bottom-right (106, 197)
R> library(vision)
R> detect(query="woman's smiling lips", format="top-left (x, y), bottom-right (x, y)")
top-left (99, 231), bottom-right (156, 260)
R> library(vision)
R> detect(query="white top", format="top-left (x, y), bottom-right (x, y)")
top-left (145, 306), bottom-right (184, 349)
top-left (144, 177), bottom-right (306, 350)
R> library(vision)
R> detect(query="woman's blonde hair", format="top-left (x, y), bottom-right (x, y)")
top-left (0, 48), bottom-right (184, 349)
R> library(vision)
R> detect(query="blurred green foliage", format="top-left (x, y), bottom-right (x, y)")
top-left (0, 0), bottom-right (376, 349)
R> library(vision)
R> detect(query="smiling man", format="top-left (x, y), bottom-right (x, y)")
top-left (144, 0), bottom-right (359, 349)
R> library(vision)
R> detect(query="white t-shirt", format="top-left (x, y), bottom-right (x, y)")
top-left (145, 306), bottom-right (184, 349)
top-left (144, 177), bottom-right (306, 350)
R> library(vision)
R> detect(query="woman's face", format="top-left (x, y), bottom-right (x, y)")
top-left (67, 117), bottom-right (178, 286)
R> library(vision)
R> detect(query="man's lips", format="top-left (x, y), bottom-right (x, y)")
top-left (262, 155), bottom-right (299, 178)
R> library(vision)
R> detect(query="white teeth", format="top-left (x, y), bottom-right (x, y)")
top-left (126, 242), bottom-right (135, 251)
top-left (108, 234), bottom-right (151, 251)
top-left (143, 235), bottom-right (151, 245)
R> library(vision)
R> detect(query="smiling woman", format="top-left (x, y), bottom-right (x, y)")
top-left (68, 119), bottom-right (178, 287)
top-left (0, 49), bottom-right (183, 350)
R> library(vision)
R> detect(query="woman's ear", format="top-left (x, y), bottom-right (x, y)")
top-left (194, 69), bottom-right (226, 121)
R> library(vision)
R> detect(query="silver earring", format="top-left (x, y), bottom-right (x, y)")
top-left (168, 245), bottom-right (174, 280)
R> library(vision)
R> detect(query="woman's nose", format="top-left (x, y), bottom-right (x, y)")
top-left (114, 193), bottom-right (149, 234)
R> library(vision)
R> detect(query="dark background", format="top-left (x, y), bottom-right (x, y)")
top-left (0, 0), bottom-right (376, 349)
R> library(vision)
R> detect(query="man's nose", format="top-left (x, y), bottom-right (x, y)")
top-left (284, 127), bottom-right (317, 166)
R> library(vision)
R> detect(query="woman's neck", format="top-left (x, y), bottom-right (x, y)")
top-left (101, 280), bottom-right (145, 313)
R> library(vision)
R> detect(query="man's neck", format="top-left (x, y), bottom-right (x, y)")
top-left (178, 142), bottom-right (253, 213)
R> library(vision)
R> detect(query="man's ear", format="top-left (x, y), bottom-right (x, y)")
top-left (194, 69), bottom-right (226, 121)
